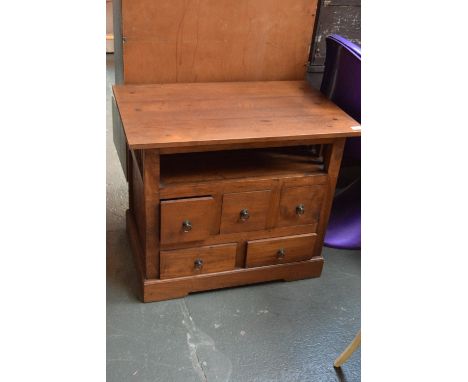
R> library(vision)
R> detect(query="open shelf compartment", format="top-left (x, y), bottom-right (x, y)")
top-left (160, 145), bottom-right (325, 188)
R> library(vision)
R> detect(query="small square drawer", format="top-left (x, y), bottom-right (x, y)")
top-left (277, 185), bottom-right (326, 228)
top-left (160, 196), bottom-right (216, 245)
top-left (220, 190), bottom-right (271, 234)
top-left (245, 233), bottom-right (317, 268)
top-left (160, 243), bottom-right (237, 279)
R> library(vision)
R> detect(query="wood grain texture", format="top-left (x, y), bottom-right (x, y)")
top-left (160, 243), bottom-right (237, 279)
top-left (158, 138), bottom-right (335, 155)
top-left (128, 207), bottom-right (323, 302)
top-left (127, 146), bottom-right (134, 214)
top-left (278, 184), bottom-right (326, 227)
top-left (126, 150), bottom-right (158, 278)
top-left (160, 223), bottom-right (318, 252)
top-left (131, 153), bottom-right (146, 250)
top-left (114, 0), bottom-right (360, 302)
top-left (142, 150), bottom-right (161, 278)
top-left (160, 148), bottom-right (325, 187)
top-left (246, 233), bottom-right (317, 267)
top-left (313, 139), bottom-right (345, 257)
top-left (121, 0), bottom-right (318, 84)
top-left (112, 97), bottom-right (127, 179)
top-left (160, 172), bottom-right (327, 200)
top-left (160, 196), bottom-right (217, 244)
top-left (157, 174), bottom-right (325, 254)
top-left (126, 209), bottom-right (145, 298)
top-left (220, 190), bottom-right (271, 234)
top-left (145, 257), bottom-right (324, 302)
top-left (125, 141), bottom-right (346, 300)
top-left (112, 81), bottom-right (360, 149)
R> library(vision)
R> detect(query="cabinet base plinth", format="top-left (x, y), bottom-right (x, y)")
top-left (126, 210), bottom-right (324, 302)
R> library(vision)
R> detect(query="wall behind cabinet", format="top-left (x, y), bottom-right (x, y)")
top-left (307, 0), bottom-right (361, 89)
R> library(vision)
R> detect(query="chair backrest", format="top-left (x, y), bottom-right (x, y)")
top-left (320, 34), bottom-right (361, 162)
top-left (320, 34), bottom-right (361, 124)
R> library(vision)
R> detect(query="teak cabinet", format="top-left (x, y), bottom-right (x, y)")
top-left (112, 0), bottom-right (359, 302)
top-left (113, 81), bottom-right (360, 301)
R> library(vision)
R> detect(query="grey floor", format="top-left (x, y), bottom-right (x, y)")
top-left (106, 54), bottom-right (361, 382)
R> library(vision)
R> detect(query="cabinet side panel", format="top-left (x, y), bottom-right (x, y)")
top-left (131, 157), bottom-right (146, 252)
top-left (112, 97), bottom-right (127, 179)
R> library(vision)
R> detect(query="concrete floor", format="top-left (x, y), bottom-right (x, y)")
top-left (106, 54), bottom-right (361, 382)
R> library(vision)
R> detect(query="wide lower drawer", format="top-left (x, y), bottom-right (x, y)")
top-left (160, 243), bottom-right (237, 279)
top-left (245, 233), bottom-right (317, 268)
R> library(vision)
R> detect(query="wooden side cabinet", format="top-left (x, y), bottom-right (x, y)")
top-left (113, 81), bottom-right (360, 302)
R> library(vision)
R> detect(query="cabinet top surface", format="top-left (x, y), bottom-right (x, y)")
top-left (113, 81), bottom-right (360, 149)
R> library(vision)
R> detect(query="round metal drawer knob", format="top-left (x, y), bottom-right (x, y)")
top-left (240, 208), bottom-right (250, 221)
top-left (182, 220), bottom-right (192, 232)
top-left (296, 204), bottom-right (305, 215)
top-left (277, 248), bottom-right (286, 258)
top-left (194, 258), bottom-right (204, 270)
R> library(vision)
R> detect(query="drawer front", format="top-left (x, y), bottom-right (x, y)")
top-left (160, 196), bottom-right (216, 244)
top-left (220, 190), bottom-right (271, 234)
top-left (277, 185), bottom-right (326, 228)
top-left (160, 243), bottom-right (237, 279)
top-left (246, 233), bottom-right (317, 268)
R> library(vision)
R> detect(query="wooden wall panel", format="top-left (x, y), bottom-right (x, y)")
top-left (122, 0), bottom-right (318, 84)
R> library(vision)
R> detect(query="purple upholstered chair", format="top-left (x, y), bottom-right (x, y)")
top-left (321, 34), bottom-right (361, 250)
